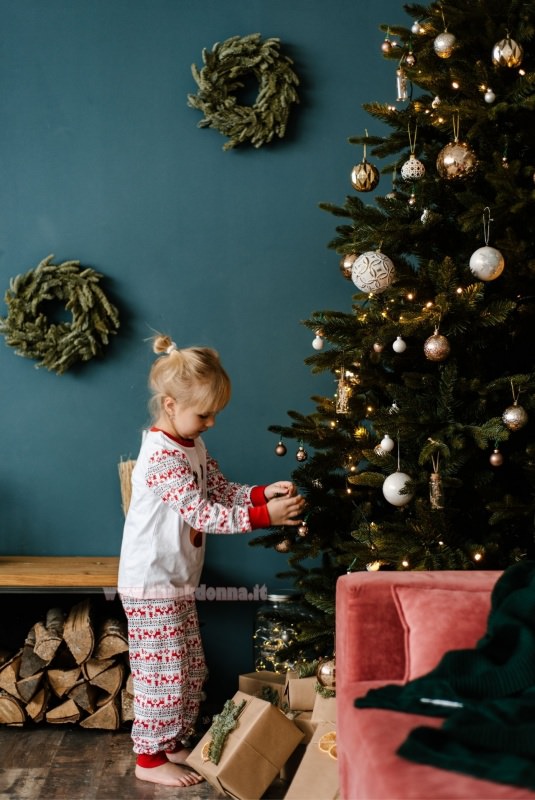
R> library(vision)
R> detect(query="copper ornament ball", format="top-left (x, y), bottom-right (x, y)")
top-left (340, 253), bottom-right (357, 281)
top-left (275, 441), bottom-right (287, 457)
top-left (275, 538), bottom-right (292, 553)
top-left (490, 449), bottom-right (504, 466)
top-left (316, 657), bottom-right (336, 689)
top-left (424, 332), bottom-right (450, 361)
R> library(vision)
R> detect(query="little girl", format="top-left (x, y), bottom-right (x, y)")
top-left (118, 333), bottom-right (305, 787)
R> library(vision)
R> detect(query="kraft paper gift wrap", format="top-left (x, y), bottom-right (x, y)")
top-left (186, 690), bottom-right (304, 800)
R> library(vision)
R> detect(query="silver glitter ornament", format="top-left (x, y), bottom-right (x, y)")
top-left (433, 30), bottom-right (456, 58)
top-left (502, 403), bottom-right (528, 431)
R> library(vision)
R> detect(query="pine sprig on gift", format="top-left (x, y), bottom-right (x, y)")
top-left (208, 698), bottom-right (246, 765)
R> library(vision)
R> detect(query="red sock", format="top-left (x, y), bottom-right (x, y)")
top-left (136, 752), bottom-right (168, 768)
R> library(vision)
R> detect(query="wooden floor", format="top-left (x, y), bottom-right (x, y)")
top-left (0, 726), bottom-right (289, 799)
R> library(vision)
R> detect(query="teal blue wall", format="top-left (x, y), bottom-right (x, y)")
top-left (0, 0), bottom-right (403, 698)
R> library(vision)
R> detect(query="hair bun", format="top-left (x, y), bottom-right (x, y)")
top-left (152, 333), bottom-right (177, 355)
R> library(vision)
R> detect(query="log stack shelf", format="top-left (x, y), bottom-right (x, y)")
top-left (0, 556), bottom-right (133, 730)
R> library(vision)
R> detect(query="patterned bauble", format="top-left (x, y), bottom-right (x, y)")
top-left (433, 30), bottom-right (456, 58)
top-left (316, 657), bottom-right (336, 689)
top-left (502, 403), bottom-right (528, 431)
top-left (492, 36), bottom-right (523, 68)
top-left (424, 331), bottom-right (451, 361)
top-left (401, 153), bottom-right (426, 181)
top-left (351, 159), bottom-right (380, 192)
top-left (275, 440), bottom-right (287, 457)
top-left (436, 140), bottom-right (477, 180)
top-left (340, 253), bottom-right (357, 281)
top-left (351, 251), bottom-right (395, 294)
top-left (469, 246), bottom-right (504, 281)
top-left (382, 471), bottom-right (414, 506)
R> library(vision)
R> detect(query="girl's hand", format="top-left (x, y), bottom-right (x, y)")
top-left (264, 481), bottom-right (297, 500)
top-left (266, 493), bottom-right (306, 526)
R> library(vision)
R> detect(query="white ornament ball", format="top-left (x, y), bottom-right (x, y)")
top-left (401, 154), bottom-right (426, 181)
top-left (383, 472), bottom-right (414, 506)
top-left (380, 434), bottom-right (395, 452)
top-left (392, 335), bottom-right (406, 353)
top-left (484, 88), bottom-right (496, 103)
top-left (433, 31), bottom-right (456, 58)
top-left (312, 334), bottom-right (324, 350)
top-left (352, 251), bottom-right (395, 294)
top-left (469, 246), bottom-right (504, 281)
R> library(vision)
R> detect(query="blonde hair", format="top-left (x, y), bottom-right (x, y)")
top-left (148, 334), bottom-right (231, 421)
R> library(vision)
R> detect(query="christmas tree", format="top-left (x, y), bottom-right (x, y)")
top-left (251, 0), bottom-right (535, 665)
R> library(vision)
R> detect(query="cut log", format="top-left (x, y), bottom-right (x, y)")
top-left (68, 680), bottom-right (99, 714)
top-left (0, 690), bottom-right (25, 725)
top-left (94, 618), bottom-right (129, 659)
top-left (45, 698), bottom-right (80, 724)
top-left (90, 662), bottom-right (124, 700)
top-left (26, 686), bottom-right (49, 723)
top-left (33, 607), bottom-right (65, 662)
top-left (82, 657), bottom-right (115, 682)
top-left (19, 627), bottom-right (48, 678)
top-left (15, 670), bottom-right (43, 703)
top-left (0, 653), bottom-right (22, 699)
top-left (80, 698), bottom-right (120, 730)
top-left (48, 667), bottom-right (80, 698)
top-left (63, 599), bottom-right (94, 664)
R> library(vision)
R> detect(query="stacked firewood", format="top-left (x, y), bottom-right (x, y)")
top-left (0, 599), bottom-right (133, 728)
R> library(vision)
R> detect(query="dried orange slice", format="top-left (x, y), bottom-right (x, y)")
top-left (328, 744), bottom-right (337, 760)
top-left (318, 730), bottom-right (336, 752)
top-left (201, 741), bottom-right (211, 761)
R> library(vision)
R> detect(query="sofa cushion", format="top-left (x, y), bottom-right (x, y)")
top-left (392, 586), bottom-right (491, 681)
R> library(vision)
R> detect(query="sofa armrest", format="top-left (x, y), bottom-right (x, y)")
top-left (336, 570), bottom-right (501, 684)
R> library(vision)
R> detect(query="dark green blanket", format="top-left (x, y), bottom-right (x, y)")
top-left (355, 561), bottom-right (535, 791)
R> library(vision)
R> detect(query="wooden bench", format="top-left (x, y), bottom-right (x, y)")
top-left (0, 557), bottom-right (119, 597)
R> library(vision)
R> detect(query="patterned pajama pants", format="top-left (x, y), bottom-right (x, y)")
top-left (121, 595), bottom-right (207, 755)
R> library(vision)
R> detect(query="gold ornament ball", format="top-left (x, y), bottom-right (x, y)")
top-left (437, 141), bottom-right (477, 180)
top-left (433, 31), bottom-right (456, 58)
top-left (424, 332), bottom-right (450, 361)
top-left (351, 160), bottom-right (380, 192)
top-left (490, 449), bottom-right (504, 466)
top-left (316, 657), bottom-right (336, 689)
top-left (492, 36), bottom-right (523, 68)
top-left (502, 404), bottom-right (528, 431)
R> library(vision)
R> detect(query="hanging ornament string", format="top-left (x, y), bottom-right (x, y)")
top-left (452, 112), bottom-right (460, 143)
top-left (510, 378), bottom-right (521, 405)
top-left (408, 122), bottom-right (418, 155)
top-left (482, 206), bottom-right (493, 245)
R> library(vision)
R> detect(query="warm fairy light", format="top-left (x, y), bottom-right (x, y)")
top-left (474, 552), bottom-right (483, 562)
top-left (425, 301), bottom-right (433, 308)
top-left (519, 69), bottom-right (526, 76)
top-left (330, 420), bottom-right (337, 428)
top-left (407, 292), bottom-right (415, 300)
top-left (438, 540), bottom-right (444, 546)
top-left (354, 426), bottom-right (367, 439)
top-left (437, 116), bottom-right (444, 123)
top-left (452, 80), bottom-right (459, 89)
top-left (456, 287), bottom-right (463, 294)
top-left (346, 486), bottom-right (352, 494)
top-left (367, 561), bottom-right (381, 571)
top-left (401, 559), bottom-right (410, 568)
top-left (366, 405), bottom-right (374, 414)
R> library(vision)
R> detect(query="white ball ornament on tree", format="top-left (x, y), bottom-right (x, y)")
top-left (383, 471), bottom-right (414, 506)
top-left (312, 330), bottom-right (324, 350)
top-left (401, 153), bottom-right (426, 181)
top-left (484, 88), bottom-right (496, 104)
top-left (351, 250), bottom-right (395, 294)
top-left (392, 335), bottom-right (406, 353)
top-left (469, 246), bottom-right (504, 281)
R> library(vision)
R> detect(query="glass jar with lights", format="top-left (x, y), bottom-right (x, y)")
top-left (253, 592), bottom-right (307, 672)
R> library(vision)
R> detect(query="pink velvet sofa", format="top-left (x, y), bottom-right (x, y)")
top-left (336, 569), bottom-right (535, 800)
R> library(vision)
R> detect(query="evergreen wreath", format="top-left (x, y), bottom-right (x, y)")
top-left (0, 254), bottom-right (120, 375)
top-left (187, 33), bottom-right (299, 150)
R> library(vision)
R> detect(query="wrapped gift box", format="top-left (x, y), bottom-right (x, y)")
top-left (311, 692), bottom-right (337, 722)
top-left (285, 721), bottom-right (339, 800)
top-left (238, 670), bottom-right (286, 704)
top-left (187, 690), bottom-right (303, 800)
top-left (284, 670), bottom-right (317, 710)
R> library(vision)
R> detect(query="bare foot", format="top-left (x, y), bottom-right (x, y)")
top-left (135, 761), bottom-right (204, 787)
top-left (166, 746), bottom-right (191, 764)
